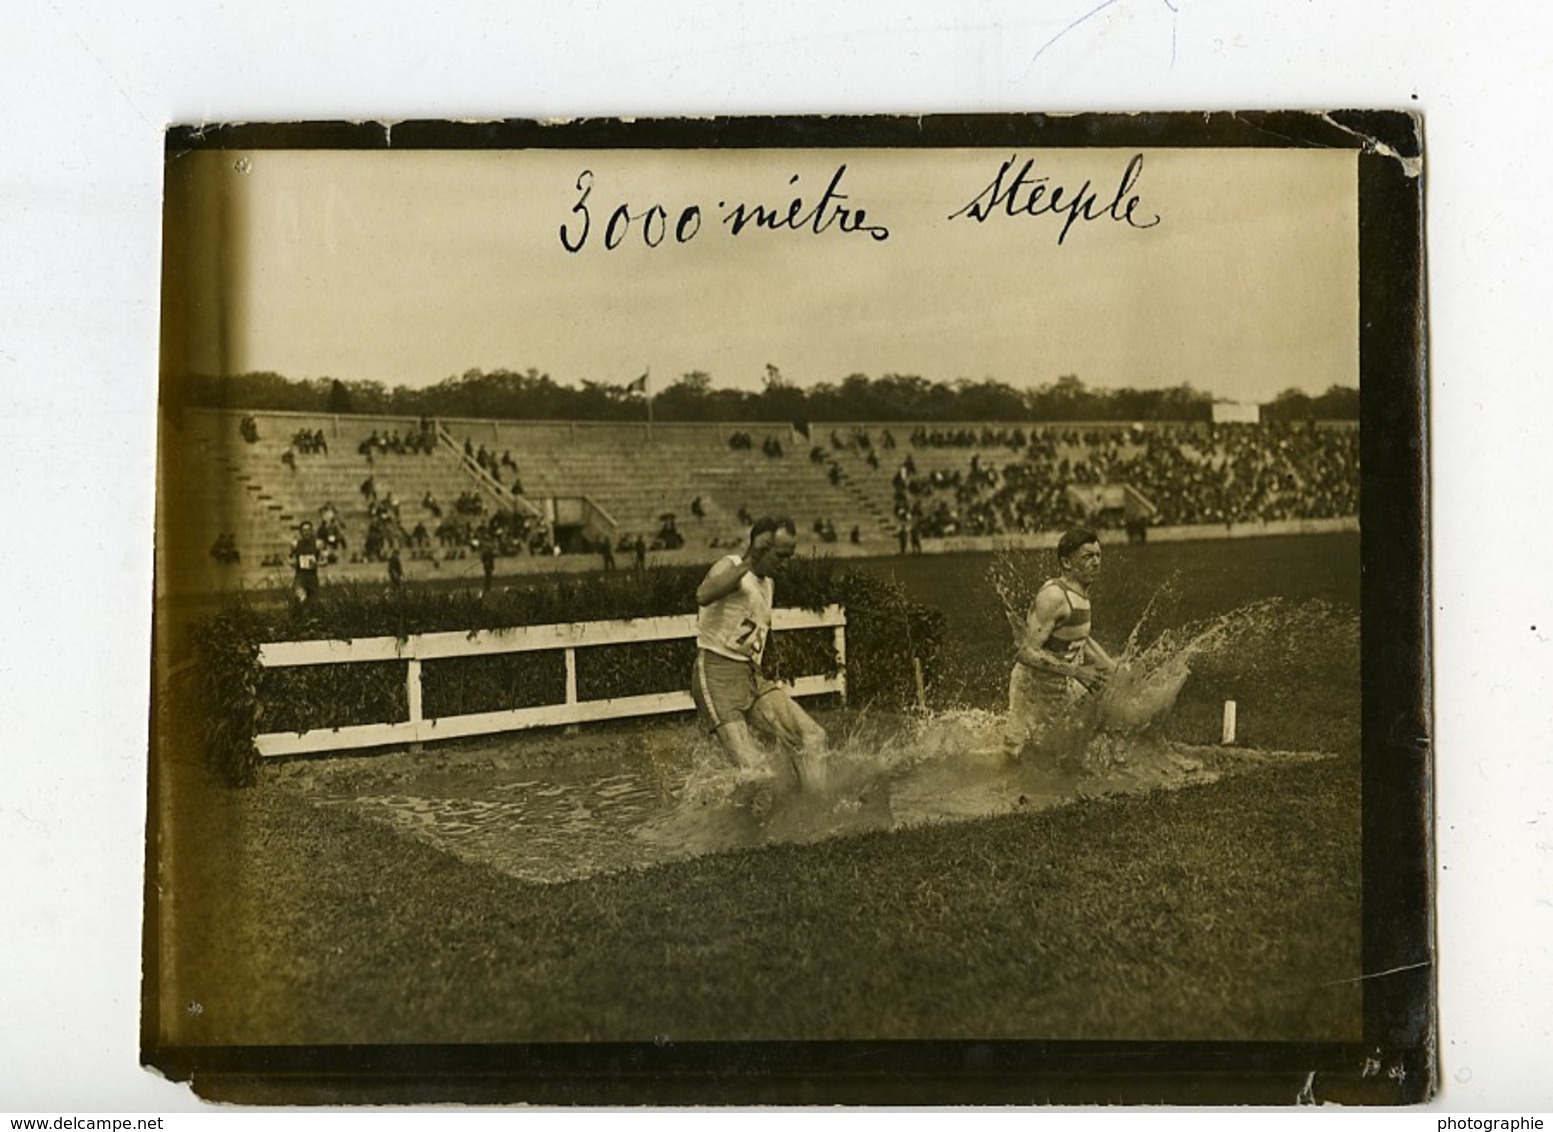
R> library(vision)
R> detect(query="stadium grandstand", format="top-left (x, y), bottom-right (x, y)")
top-left (158, 404), bottom-right (1358, 594)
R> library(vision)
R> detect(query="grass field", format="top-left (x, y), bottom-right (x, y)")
top-left (149, 533), bottom-right (1362, 1070)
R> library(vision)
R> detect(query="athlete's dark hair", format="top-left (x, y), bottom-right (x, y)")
top-left (1057, 526), bottom-right (1099, 565)
top-left (749, 515), bottom-right (797, 545)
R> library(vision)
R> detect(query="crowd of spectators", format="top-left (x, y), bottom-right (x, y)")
top-left (460, 439), bottom-right (525, 493)
top-left (726, 431), bottom-right (788, 458)
top-left (610, 533), bottom-right (651, 570)
top-left (229, 415), bottom-right (1357, 579)
top-left (361, 420), bottom-right (439, 457)
top-left (830, 425), bottom-right (896, 453)
top-left (316, 502), bottom-right (347, 561)
top-left (1113, 423), bottom-right (1359, 525)
top-left (426, 510), bottom-right (543, 558)
top-left (291, 428), bottom-right (328, 454)
top-left (894, 422), bottom-right (1359, 538)
top-left (911, 425), bottom-right (1028, 450)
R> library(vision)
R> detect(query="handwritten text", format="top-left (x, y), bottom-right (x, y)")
top-left (948, 153), bottom-right (1161, 245)
top-left (558, 164), bottom-right (890, 253)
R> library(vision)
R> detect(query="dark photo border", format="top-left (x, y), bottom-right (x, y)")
top-left (144, 111), bottom-right (1429, 1106)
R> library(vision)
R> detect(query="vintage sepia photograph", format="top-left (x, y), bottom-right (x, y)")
top-left (145, 114), bottom-right (1428, 1105)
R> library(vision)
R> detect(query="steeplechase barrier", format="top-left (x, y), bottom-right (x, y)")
top-left (254, 605), bottom-right (846, 758)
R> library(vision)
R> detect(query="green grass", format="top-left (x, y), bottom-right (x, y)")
top-left (157, 743), bottom-right (1359, 1047)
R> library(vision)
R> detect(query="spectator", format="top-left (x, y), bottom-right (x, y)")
top-left (479, 539), bottom-right (496, 594)
top-left (209, 532), bottom-right (240, 564)
top-left (656, 514), bottom-right (685, 550)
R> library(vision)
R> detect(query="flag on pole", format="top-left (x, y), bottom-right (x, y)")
top-left (625, 371), bottom-right (650, 395)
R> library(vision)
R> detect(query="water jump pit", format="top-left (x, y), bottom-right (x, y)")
top-left (269, 710), bottom-right (1333, 886)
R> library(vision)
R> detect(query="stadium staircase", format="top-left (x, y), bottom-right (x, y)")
top-left (165, 412), bottom-right (905, 587)
top-left (472, 422), bottom-right (894, 551)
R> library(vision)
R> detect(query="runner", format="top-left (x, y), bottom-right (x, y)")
top-left (1004, 526), bottom-right (1117, 759)
top-left (689, 516), bottom-right (829, 791)
top-left (289, 520), bottom-right (321, 605)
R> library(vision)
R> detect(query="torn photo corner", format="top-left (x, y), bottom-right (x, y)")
top-left (145, 111), bottom-right (1429, 1106)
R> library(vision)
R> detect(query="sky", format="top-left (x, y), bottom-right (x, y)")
top-left (172, 144), bottom-right (1358, 404)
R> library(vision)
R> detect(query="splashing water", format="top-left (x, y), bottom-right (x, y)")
top-left (988, 549), bottom-right (1298, 749)
top-left (1094, 598), bottom-right (1290, 732)
top-left (308, 705), bottom-right (1219, 889)
top-left (288, 583), bottom-right (1343, 887)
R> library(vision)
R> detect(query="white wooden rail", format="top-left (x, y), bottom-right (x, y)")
top-left (254, 605), bottom-right (846, 757)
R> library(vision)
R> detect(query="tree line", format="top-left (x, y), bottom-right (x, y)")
top-left (170, 367), bottom-right (1359, 423)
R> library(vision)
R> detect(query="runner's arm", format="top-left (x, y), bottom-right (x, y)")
top-left (696, 535), bottom-right (769, 606)
top-left (1083, 637), bottom-right (1118, 672)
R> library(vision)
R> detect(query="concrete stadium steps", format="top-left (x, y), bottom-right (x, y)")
top-left (156, 425), bottom-right (294, 584)
top-left (496, 435), bottom-right (889, 548)
top-left (159, 411), bottom-right (509, 567)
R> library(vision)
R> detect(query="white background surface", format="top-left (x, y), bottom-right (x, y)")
top-left (2, 0), bottom-right (1546, 1115)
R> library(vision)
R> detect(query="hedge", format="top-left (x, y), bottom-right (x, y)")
top-left (190, 558), bottom-right (945, 785)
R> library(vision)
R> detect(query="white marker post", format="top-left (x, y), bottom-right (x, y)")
top-left (1221, 699), bottom-right (1238, 745)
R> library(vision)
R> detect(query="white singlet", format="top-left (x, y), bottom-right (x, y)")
top-left (696, 555), bottom-right (774, 664)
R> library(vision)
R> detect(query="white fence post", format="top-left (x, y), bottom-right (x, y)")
top-left (833, 621), bottom-right (848, 705)
top-left (406, 657), bottom-right (424, 727)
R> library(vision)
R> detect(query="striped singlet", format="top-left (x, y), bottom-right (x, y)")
top-left (1036, 577), bottom-right (1091, 663)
